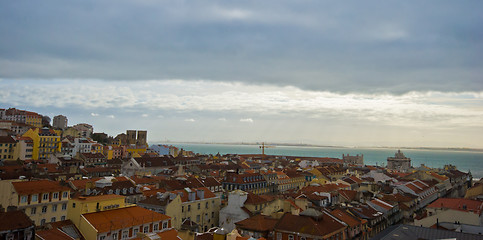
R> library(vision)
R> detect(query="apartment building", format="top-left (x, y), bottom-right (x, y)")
top-left (0, 179), bottom-right (70, 226)
top-left (22, 128), bottom-right (61, 160)
top-left (78, 206), bottom-right (171, 240)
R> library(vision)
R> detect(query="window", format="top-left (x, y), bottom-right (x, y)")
top-left (72, 203), bottom-right (76, 208)
top-left (277, 233), bottom-right (282, 240)
top-left (30, 207), bottom-right (36, 215)
top-left (43, 193), bottom-right (49, 200)
top-left (182, 206), bottom-right (184, 212)
top-left (53, 192), bottom-right (59, 199)
top-left (288, 235), bottom-right (294, 240)
top-left (21, 196), bottom-right (28, 203)
top-left (42, 206), bottom-right (47, 213)
top-left (62, 192), bottom-right (68, 198)
top-left (134, 228), bottom-right (138, 235)
top-left (144, 226), bottom-right (149, 233)
top-left (100, 236), bottom-right (106, 240)
top-left (188, 205), bottom-right (191, 212)
top-left (62, 203), bottom-right (67, 210)
top-left (112, 233), bottom-right (118, 239)
top-left (198, 203), bottom-right (200, 210)
top-left (40, 219), bottom-right (46, 225)
top-left (206, 202), bottom-right (209, 209)
top-left (32, 194), bottom-right (38, 202)
top-left (163, 221), bottom-right (168, 229)
top-left (51, 217), bottom-right (56, 222)
top-left (61, 216), bottom-right (66, 221)
top-left (196, 215), bottom-right (200, 222)
top-left (52, 204), bottom-right (57, 212)
top-left (212, 212), bottom-right (214, 218)
top-left (153, 223), bottom-right (159, 231)
top-left (122, 230), bottom-right (129, 239)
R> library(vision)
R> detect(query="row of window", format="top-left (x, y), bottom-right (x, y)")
top-left (181, 200), bottom-right (216, 212)
top-left (38, 216), bottom-right (66, 225)
top-left (20, 191), bottom-right (69, 203)
top-left (30, 203), bottom-right (67, 214)
top-left (99, 221), bottom-right (168, 240)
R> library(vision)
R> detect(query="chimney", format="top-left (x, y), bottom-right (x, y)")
top-left (188, 191), bottom-right (196, 201)
top-left (196, 189), bottom-right (205, 200)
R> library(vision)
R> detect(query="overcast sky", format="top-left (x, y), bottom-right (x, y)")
top-left (1, 1), bottom-right (482, 148)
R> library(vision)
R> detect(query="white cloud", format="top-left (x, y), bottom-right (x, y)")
top-left (218, 118), bottom-right (227, 121)
top-left (91, 113), bottom-right (99, 117)
top-left (107, 115), bottom-right (115, 119)
top-left (185, 118), bottom-right (196, 122)
top-left (142, 114), bottom-right (149, 118)
top-left (240, 118), bottom-right (254, 123)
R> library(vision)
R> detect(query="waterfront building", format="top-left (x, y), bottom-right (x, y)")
top-left (387, 150), bottom-right (411, 172)
top-left (52, 115), bottom-right (68, 129)
top-left (342, 154), bottom-right (364, 166)
top-left (222, 171), bottom-right (270, 194)
top-left (0, 179), bottom-right (70, 226)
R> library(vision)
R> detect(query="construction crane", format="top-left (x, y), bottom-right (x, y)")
top-left (259, 142), bottom-right (275, 155)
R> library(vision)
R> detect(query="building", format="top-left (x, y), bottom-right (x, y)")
top-left (138, 187), bottom-right (221, 232)
top-left (127, 130), bottom-right (137, 145)
top-left (0, 210), bottom-right (35, 240)
top-left (126, 130), bottom-right (148, 146)
top-left (0, 108), bottom-right (42, 128)
top-left (222, 171), bottom-right (270, 194)
top-left (67, 194), bottom-right (131, 227)
top-left (219, 190), bottom-right (251, 232)
top-left (15, 136), bottom-right (34, 160)
top-left (273, 210), bottom-right (347, 240)
top-left (413, 198), bottom-right (483, 227)
top-left (137, 130), bottom-right (147, 146)
top-left (77, 205), bottom-right (171, 240)
top-left (72, 123), bottom-right (93, 138)
top-left (387, 150), bottom-right (411, 172)
top-left (0, 136), bottom-right (17, 161)
top-left (22, 128), bottom-right (61, 160)
top-left (52, 115), bottom-right (68, 129)
top-left (0, 179), bottom-right (71, 226)
top-left (342, 154), bottom-right (364, 166)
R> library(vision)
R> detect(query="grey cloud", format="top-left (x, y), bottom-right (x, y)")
top-left (0, 1), bottom-right (482, 93)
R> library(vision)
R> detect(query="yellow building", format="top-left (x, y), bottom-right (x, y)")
top-left (22, 128), bottom-right (61, 160)
top-left (126, 145), bottom-right (147, 157)
top-left (138, 187), bottom-right (221, 232)
top-left (67, 194), bottom-right (131, 227)
top-left (0, 179), bottom-right (70, 226)
top-left (0, 136), bottom-right (17, 161)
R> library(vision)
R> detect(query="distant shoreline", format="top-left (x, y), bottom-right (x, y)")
top-left (149, 141), bottom-right (483, 153)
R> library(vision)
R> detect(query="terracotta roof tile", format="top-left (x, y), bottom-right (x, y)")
top-left (82, 206), bottom-right (170, 233)
top-left (235, 214), bottom-right (278, 232)
top-left (0, 210), bottom-right (34, 231)
top-left (12, 180), bottom-right (70, 195)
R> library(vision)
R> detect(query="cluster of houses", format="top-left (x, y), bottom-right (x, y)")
top-left (0, 107), bottom-right (482, 240)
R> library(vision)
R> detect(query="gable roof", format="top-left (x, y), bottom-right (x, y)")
top-left (82, 206), bottom-right (170, 233)
top-left (274, 212), bottom-right (346, 238)
top-left (12, 180), bottom-right (70, 195)
top-left (235, 214), bottom-right (278, 232)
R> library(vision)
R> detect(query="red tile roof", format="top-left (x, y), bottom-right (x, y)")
top-left (12, 180), bottom-right (70, 195)
top-left (82, 206), bottom-right (170, 233)
top-left (0, 210), bottom-right (34, 231)
top-left (427, 198), bottom-right (483, 214)
top-left (274, 212), bottom-right (346, 238)
top-left (235, 214), bottom-right (278, 232)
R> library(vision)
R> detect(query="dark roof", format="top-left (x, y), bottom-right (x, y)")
top-left (0, 210), bottom-right (34, 231)
top-left (274, 212), bottom-right (346, 238)
top-left (134, 156), bottom-right (175, 167)
top-left (0, 136), bottom-right (16, 144)
top-left (235, 214), bottom-right (278, 232)
top-left (371, 224), bottom-right (483, 240)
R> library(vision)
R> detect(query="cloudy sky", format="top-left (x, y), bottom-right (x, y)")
top-left (1, 1), bottom-right (482, 148)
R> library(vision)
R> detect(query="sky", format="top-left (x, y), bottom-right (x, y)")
top-left (0, 1), bottom-right (482, 148)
